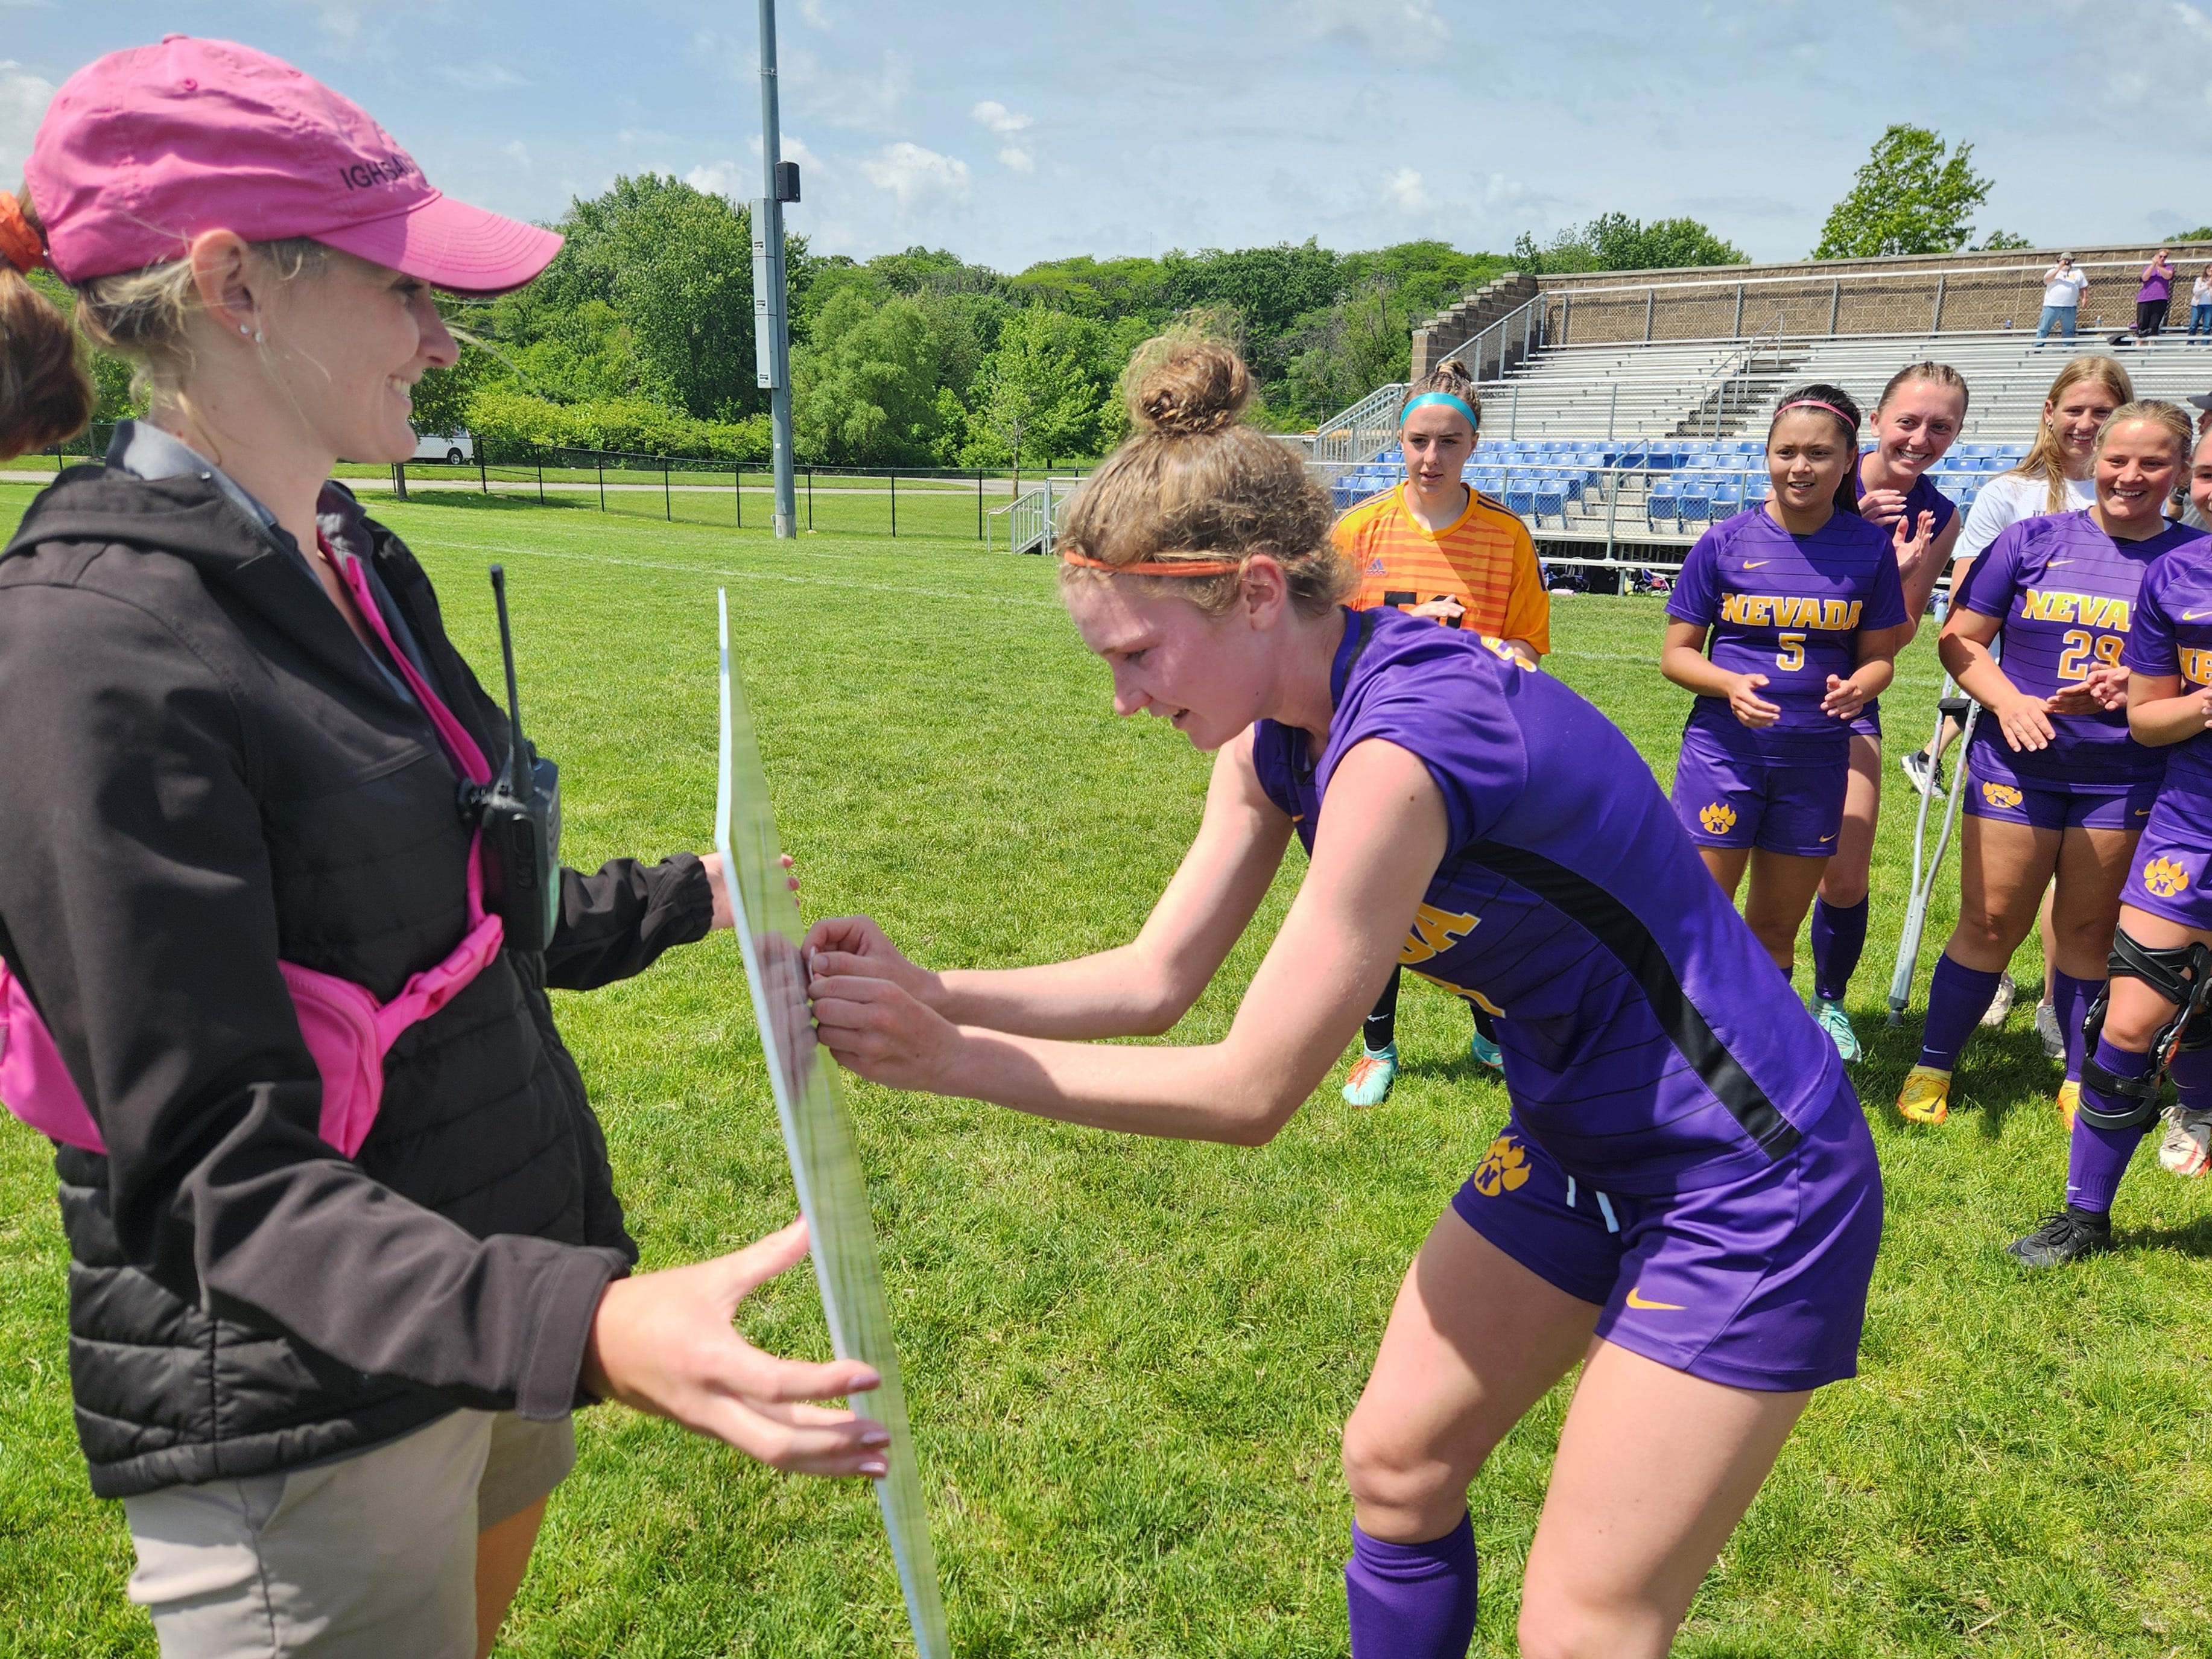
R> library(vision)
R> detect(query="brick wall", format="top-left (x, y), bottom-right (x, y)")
top-left (1409, 271), bottom-right (1540, 379)
top-left (1412, 242), bottom-right (2212, 358)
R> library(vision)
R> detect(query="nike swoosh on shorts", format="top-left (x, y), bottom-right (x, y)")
top-left (1624, 1287), bottom-right (1686, 1310)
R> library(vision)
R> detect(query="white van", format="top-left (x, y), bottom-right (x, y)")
top-left (411, 430), bottom-right (473, 464)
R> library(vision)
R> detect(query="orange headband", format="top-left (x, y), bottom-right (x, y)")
top-left (1060, 551), bottom-right (1246, 576)
top-left (0, 192), bottom-right (49, 275)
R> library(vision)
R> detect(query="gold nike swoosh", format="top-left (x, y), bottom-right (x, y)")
top-left (1624, 1287), bottom-right (1687, 1310)
top-left (2187, 609), bottom-right (2211, 621)
top-left (2049, 559), bottom-right (2073, 566)
top-left (1819, 832), bottom-right (1837, 842)
top-left (1744, 560), bottom-right (1771, 568)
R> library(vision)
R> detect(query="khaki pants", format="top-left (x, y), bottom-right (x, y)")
top-left (121, 1410), bottom-right (574, 1658)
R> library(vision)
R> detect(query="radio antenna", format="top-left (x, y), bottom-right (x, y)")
top-left (489, 565), bottom-right (530, 795)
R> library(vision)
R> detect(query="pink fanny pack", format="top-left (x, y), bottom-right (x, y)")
top-left (0, 542), bottom-right (506, 1159)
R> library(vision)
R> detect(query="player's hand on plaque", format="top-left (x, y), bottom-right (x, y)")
top-left (1994, 690), bottom-right (2059, 749)
top-left (1726, 671), bottom-right (1781, 729)
top-left (805, 915), bottom-right (940, 1006)
top-left (806, 965), bottom-right (962, 1092)
top-left (581, 1218), bottom-right (889, 1477)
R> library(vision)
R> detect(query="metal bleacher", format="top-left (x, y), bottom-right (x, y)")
top-left (1317, 329), bottom-right (2212, 566)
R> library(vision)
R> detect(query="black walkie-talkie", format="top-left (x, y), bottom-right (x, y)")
top-left (476, 565), bottom-right (562, 952)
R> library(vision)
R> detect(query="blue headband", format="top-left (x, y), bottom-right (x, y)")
top-left (1402, 392), bottom-right (1479, 430)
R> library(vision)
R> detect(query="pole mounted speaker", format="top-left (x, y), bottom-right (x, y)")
top-left (773, 160), bottom-right (800, 203)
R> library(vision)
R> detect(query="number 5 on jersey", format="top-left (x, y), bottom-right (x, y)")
top-left (1776, 632), bottom-right (1805, 673)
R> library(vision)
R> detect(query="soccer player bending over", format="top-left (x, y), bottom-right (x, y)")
top-left (1900, 402), bottom-right (2204, 1132)
top-left (1333, 358), bottom-right (1550, 1106)
top-left (807, 339), bottom-right (1883, 1659)
top-left (1659, 385), bottom-right (1918, 1057)
top-left (2009, 423), bottom-right (2212, 1266)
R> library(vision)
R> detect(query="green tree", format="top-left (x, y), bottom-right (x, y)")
top-left (1975, 229), bottom-right (2032, 250)
top-left (1518, 214), bottom-right (1744, 274)
top-left (1813, 125), bottom-right (1992, 258)
top-left (2167, 225), bottom-right (2212, 242)
top-left (790, 290), bottom-right (948, 465)
top-left (960, 308), bottom-right (1111, 472)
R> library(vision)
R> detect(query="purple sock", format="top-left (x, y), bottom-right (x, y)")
top-left (2171, 1045), bottom-right (2212, 1112)
top-left (2067, 1037), bottom-right (2152, 1216)
top-left (1918, 956), bottom-right (2003, 1071)
top-left (2051, 971), bottom-right (2100, 1083)
top-left (1346, 1514), bottom-right (1478, 1659)
top-left (1810, 896), bottom-right (1869, 1004)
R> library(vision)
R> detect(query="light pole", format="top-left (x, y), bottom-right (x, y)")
top-left (754, 0), bottom-right (797, 538)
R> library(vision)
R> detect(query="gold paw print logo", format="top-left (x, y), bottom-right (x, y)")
top-left (1699, 801), bottom-right (1737, 835)
top-left (1470, 1132), bottom-right (1532, 1197)
top-left (1980, 781), bottom-right (2023, 810)
top-left (2144, 857), bottom-right (2191, 899)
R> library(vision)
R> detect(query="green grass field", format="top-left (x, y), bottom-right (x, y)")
top-left (2, 483), bottom-right (2209, 1658)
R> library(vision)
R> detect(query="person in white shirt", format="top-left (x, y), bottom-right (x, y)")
top-left (2190, 265), bottom-right (2212, 340)
top-left (1900, 355), bottom-right (2134, 1053)
top-left (2038, 254), bottom-right (2090, 343)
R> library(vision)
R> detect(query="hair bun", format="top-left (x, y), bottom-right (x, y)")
top-left (1129, 338), bottom-right (1250, 436)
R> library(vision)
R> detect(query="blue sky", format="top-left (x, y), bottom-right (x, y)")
top-left (4, 1), bottom-right (2208, 271)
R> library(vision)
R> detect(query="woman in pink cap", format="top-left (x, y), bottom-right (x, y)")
top-left (0, 38), bottom-right (883, 1658)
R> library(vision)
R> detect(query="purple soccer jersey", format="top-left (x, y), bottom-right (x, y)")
top-left (1667, 506), bottom-right (1908, 764)
top-left (1956, 512), bottom-right (2203, 788)
top-left (2123, 533), bottom-right (2212, 806)
top-left (1251, 607), bottom-right (1848, 1194)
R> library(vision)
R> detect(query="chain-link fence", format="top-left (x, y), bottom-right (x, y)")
top-left (21, 426), bottom-right (1081, 545)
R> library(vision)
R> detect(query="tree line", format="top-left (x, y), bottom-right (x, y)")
top-left (47, 125), bottom-right (2153, 471)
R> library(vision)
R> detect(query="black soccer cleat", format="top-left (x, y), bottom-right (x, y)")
top-left (2005, 1207), bottom-right (2113, 1269)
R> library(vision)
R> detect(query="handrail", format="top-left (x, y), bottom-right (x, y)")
top-left (1536, 253), bottom-right (2176, 303)
top-left (1311, 381), bottom-right (1409, 466)
top-left (1438, 290), bottom-right (1547, 384)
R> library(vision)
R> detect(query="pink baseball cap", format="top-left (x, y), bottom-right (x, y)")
top-left (25, 36), bottom-right (560, 294)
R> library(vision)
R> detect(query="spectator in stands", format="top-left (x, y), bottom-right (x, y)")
top-left (1806, 364), bottom-right (1967, 1061)
top-left (2131, 249), bottom-right (2177, 341)
top-left (2190, 263), bottom-right (2212, 340)
top-left (2182, 393), bottom-right (2212, 530)
top-left (1330, 357), bottom-right (1550, 1108)
top-left (0, 39), bottom-right (889, 1659)
top-left (1901, 357), bottom-right (2134, 1054)
top-left (1896, 402), bottom-right (2200, 1130)
top-left (1661, 385), bottom-right (1916, 1009)
top-left (2038, 254), bottom-right (2088, 344)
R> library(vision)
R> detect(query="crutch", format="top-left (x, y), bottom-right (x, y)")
top-left (1887, 679), bottom-right (1979, 1026)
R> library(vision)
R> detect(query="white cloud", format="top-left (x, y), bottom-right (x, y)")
top-left (1385, 167), bottom-right (1430, 212)
top-left (0, 60), bottom-right (55, 185)
top-left (617, 127), bottom-right (681, 147)
top-left (790, 48), bottom-right (907, 132)
top-left (501, 139), bottom-right (533, 175)
top-left (439, 63), bottom-right (528, 91)
top-left (800, 0), bottom-right (829, 24)
top-left (860, 141), bottom-right (970, 208)
top-left (1291, 0), bottom-right (1446, 56)
top-left (745, 133), bottom-right (821, 168)
top-left (971, 102), bottom-right (1036, 174)
top-left (686, 159), bottom-right (748, 198)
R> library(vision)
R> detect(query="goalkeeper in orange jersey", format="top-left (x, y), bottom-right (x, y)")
top-left (1334, 358), bottom-right (1551, 1106)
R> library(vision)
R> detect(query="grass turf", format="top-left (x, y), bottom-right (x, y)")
top-left (1, 482), bottom-right (2208, 1658)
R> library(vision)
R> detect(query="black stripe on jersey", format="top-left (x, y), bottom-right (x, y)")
top-left (1460, 842), bottom-right (1803, 1159)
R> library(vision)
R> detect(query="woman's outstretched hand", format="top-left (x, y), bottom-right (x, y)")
top-left (581, 1219), bottom-right (889, 1477)
top-left (808, 966), bottom-right (963, 1092)
top-left (804, 914), bottom-right (937, 1004)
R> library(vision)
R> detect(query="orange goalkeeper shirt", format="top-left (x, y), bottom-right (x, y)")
top-left (1335, 483), bottom-right (1550, 654)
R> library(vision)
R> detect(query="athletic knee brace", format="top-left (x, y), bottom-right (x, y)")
top-left (2079, 932), bottom-right (2212, 1129)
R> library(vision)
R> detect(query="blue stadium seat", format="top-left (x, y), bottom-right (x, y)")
top-left (1647, 485), bottom-right (1680, 528)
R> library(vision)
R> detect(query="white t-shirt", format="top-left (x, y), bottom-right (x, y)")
top-left (2042, 269), bottom-right (2088, 307)
top-left (2194, 276), bottom-right (2212, 306)
top-left (1954, 470), bottom-right (2097, 564)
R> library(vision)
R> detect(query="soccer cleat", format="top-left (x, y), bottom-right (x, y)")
top-left (1895, 1065), bottom-right (1953, 1125)
top-left (2034, 998), bottom-right (2065, 1060)
top-left (1979, 971), bottom-right (2017, 1029)
top-left (1813, 997), bottom-right (1862, 1062)
top-left (2056, 1079), bottom-right (2079, 1131)
top-left (2005, 1207), bottom-right (2113, 1269)
top-left (1342, 1043), bottom-right (1399, 1108)
top-left (2158, 1105), bottom-right (2212, 1178)
top-left (1900, 749), bottom-right (1945, 799)
top-left (1469, 1030), bottom-right (1503, 1071)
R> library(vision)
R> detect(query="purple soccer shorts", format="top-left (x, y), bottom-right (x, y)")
top-left (1450, 1087), bottom-right (1882, 1392)
top-left (1671, 728), bottom-right (1849, 858)
top-left (2125, 794), bottom-right (2212, 930)
top-left (1962, 752), bottom-right (2158, 832)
